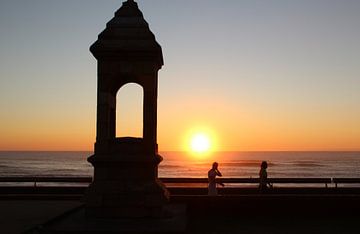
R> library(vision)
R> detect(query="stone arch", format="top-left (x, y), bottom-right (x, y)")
top-left (115, 82), bottom-right (144, 138)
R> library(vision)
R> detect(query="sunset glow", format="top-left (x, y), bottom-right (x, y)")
top-left (190, 133), bottom-right (210, 153)
top-left (183, 126), bottom-right (219, 157)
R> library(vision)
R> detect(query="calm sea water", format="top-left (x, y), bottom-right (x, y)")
top-left (0, 151), bottom-right (360, 179)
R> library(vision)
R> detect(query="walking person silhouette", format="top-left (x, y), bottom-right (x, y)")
top-left (208, 162), bottom-right (224, 196)
top-left (259, 161), bottom-right (272, 193)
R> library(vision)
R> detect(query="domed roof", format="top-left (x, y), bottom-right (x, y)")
top-left (90, 0), bottom-right (163, 67)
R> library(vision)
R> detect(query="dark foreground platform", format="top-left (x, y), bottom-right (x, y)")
top-left (26, 204), bottom-right (187, 234)
top-left (1, 186), bottom-right (360, 233)
top-left (19, 193), bottom-right (360, 234)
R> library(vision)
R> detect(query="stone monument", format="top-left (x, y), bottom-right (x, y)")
top-left (85, 0), bottom-right (169, 218)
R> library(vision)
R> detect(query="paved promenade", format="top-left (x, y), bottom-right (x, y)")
top-left (0, 200), bottom-right (81, 234)
top-left (1, 196), bottom-right (360, 234)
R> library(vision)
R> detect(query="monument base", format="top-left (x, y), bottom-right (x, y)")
top-left (85, 138), bottom-right (170, 218)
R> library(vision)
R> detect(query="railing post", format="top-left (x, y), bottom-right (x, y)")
top-left (332, 178), bottom-right (337, 188)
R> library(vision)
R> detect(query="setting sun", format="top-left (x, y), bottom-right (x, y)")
top-left (183, 126), bottom-right (219, 156)
top-left (191, 133), bottom-right (211, 153)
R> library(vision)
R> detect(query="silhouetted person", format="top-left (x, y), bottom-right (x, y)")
top-left (208, 162), bottom-right (224, 196)
top-left (259, 161), bottom-right (271, 193)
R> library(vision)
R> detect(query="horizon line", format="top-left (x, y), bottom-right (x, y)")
top-left (1, 150), bottom-right (360, 153)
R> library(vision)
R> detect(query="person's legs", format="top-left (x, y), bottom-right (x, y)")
top-left (208, 182), bottom-right (217, 196)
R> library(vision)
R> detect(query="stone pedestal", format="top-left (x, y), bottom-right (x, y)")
top-left (85, 138), bottom-right (169, 218)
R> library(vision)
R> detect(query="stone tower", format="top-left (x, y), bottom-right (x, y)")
top-left (85, 0), bottom-right (169, 218)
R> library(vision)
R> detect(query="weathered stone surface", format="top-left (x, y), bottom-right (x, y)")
top-left (84, 0), bottom-right (169, 218)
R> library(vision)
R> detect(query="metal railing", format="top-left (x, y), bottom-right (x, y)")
top-left (0, 177), bottom-right (92, 187)
top-left (332, 178), bottom-right (360, 188)
top-left (1, 176), bottom-right (358, 188)
top-left (162, 177), bottom-right (332, 188)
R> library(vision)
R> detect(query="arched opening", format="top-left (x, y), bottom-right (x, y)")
top-left (116, 83), bottom-right (143, 138)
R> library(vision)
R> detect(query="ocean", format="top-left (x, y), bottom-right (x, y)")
top-left (0, 151), bottom-right (360, 179)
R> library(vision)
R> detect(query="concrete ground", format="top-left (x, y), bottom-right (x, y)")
top-left (1, 196), bottom-right (359, 234)
top-left (186, 213), bottom-right (360, 234)
top-left (0, 200), bottom-right (81, 234)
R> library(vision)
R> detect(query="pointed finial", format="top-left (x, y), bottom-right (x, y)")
top-left (124, 0), bottom-right (136, 5)
top-left (116, 0), bottom-right (142, 17)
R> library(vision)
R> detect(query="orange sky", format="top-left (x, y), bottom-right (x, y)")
top-left (1, 1), bottom-right (360, 151)
top-left (1, 88), bottom-right (358, 151)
